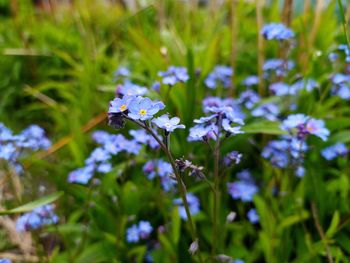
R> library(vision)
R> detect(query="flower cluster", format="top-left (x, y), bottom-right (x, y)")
top-left (331, 74), bottom-right (350, 100)
top-left (238, 90), bottom-right (261, 109)
top-left (158, 66), bottom-right (189, 86)
top-left (227, 170), bottom-right (258, 202)
top-left (116, 80), bottom-right (148, 97)
top-left (68, 129), bottom-right (155, 184)
top-left (143, 159), bottom-right (176, 191)
top-left (0, 123), bottom-right (51, 173)
top-left (188, 97), bottom-right (244, 142)
top-left (173, 193), bottom-right (200, 220)
top-left (16, 204), bottom-right (58, 232)
top-left (242, 75), bottom-right (259, 87)
top-left (263, 59), bottom-right (294, 77)
top-left (281, 114), bottom-right (330, 141)
top-left (126, 221), bottom-right (153, 243)
top-left (261, 23), bottom-right (295, 41)
top-left (251, 102), bottom-right (280, 121)
top-left (321, 143), bottom-right (348, 160)
top-left (262, 137), bottom-right (307, 177)
top-left (205, 65), bottom-right (233, 89)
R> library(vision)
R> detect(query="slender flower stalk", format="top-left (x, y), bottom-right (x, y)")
top-left (124, 115), bottom-right (204, 262)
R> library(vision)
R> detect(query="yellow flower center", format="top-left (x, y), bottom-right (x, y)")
top-left (119, 104), bottom-right (127, 111)
top-left (139, 109), bottom-right (147, 116)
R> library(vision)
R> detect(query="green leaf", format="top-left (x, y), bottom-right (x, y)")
top-left (0, 191), bottom-right (64, 215)
top-left (326, 211), bottom-right (340, 238)
top-left (277, 211), bottom-right (310, 232)
top-left (243, 121), bottom-right (287, 135)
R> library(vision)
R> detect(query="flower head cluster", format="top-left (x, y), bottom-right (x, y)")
top-left (205, 65), bottom-right (233, 89)
top-left (242, 75), bottom-right (259, 87)
top-left (188, 97), bottom-right (244, 142)
top-left (252, 103), bottom-right (280, 121)
top-left (262, 137), bottom-right (307, 177)
top-left (116, 81), bottom-right (148, 97)
top-left (0, 123), bottom-right (51, 173)
top-left (143, 159), bottom-right (176, 191)
top-left (16, 204), bottom-right (58, 232)
top-left (261, 23), bottom-right (295, 41)
top-left (113, 66), bottom-right (130, 80)
top-left (68, 130), bottom-right (153, 184)
top-left (227, 170), bottom-right (258, 202)
top-left (281, 114), bottom-right (330, 141)
top-left (126, 221), bottom-right (153, 243)
top-left (158, 66), bottom-right (189, 86)
top-left (173, 193), bottom-right (200, 220)
top-left (238, 90), bottom-right (261, 109)
top-left (269, 79), bottom-right (318, 97)
top-left (224, 151), bottom-right (242, 166)
top-left (263, 59), bottom-right (294, 77)
top-left (331, 74), bottom-right (350, 100)
top-left (321, 143), bottom-right (348, 160)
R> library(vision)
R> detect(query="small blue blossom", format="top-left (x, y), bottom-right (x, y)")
top-left (109, 96), bottom-right (133, 113)
top-left (173, 193), bottom-right (200, 220)
top-left (290, 78), bottom-right (319, 93)
top-left (128, 97), bottom-right (165, 121)
top-left (117, 81), bottom-right (148, 96)
top-left (242, 75), bottom-right (259, 86)
top-left (261, 23), bottom-right (294, 41)
top-left (227, 170), bottom-right (258, 202)
top-left (126, 224), bottom-right (140, 243)
top-left (252, 103), bottom-right (280, 121)
top-left (68, 165), bottom-right (94, 184)
top-left (16, 204), bottom-right (58, 232)
top-left (321, 143), bottom-right (348, 160)
top-left (247, 208), bottom-right (259, 224)
top-left (269, 82), bottom-right (291, 96)
top-left (224, 151), bottom-right (242, 166)
top-left (152, 114), bottom-right (185, 132)
top-left (281, 114), bottom-right (330, 141)
top-left (295, 166), bottom-right (305, 178)
top-left (158, 66), bottom-right (189, 85)
top-left (238, 90), bottom-right (260, 109)
top-left (263, 59), bottom-right (294, 77)
top-left (126, 221), bottom-right (153, 243)
top-left (113, 66), bottom-right (130, 80)
top-left (222, 119), bottom-right (244, 135)
top-left (205, 65), bottom-right (233, 89)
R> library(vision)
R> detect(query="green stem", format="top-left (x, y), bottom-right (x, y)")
top-left (134, 120), bottom-right (203, 262)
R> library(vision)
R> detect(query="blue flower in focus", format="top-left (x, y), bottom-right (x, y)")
top-left (16, 204), bottom-right (58, 232)
top-left (128, 97), bottom-right (165, 121)
top-left (158, 66), bottom-right (189, 85)
top-left (109, 96), bottom-right (133, 113)
top-left (321, 143), bottom-right (348, 160)
top-left (205, 65), bottom-right (233, 89)
top-left (261, 23), bottom-right (294, 41)
top-left (173, 193), bottom-right (200, 220)
top-left (247, 208), bottom-right (259, 224)
top-left (152, 114), bottom-right (185, 132)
